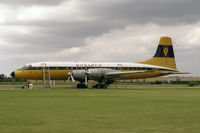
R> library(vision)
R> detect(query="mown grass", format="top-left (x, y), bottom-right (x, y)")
top-left (0, 84), bottom-right (75, 89)
top-left (0, 83), bottom-right (192, 90)
top-left (0, 88), bottom-right (200, 133)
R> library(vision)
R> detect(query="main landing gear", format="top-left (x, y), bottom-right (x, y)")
top-left (77, 83), bottom-right (88, 88)
top-left (76, 80), bottom-right (111, 89)
top-left (76, 83), bottom-right (107, 89)
top-left (92, 84), bottom-right (107, 89)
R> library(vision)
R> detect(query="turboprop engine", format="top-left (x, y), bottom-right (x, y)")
top-left (72, 70), bottom-right (87, 81)
top-left (68, 68), bottom-right (116, 83)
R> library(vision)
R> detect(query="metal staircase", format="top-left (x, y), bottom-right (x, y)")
top-left (41, 63), bottom-right (51, 88)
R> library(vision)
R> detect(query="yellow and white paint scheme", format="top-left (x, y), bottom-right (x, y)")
top-left (14, 62), bottom-right (176, 80)
top-left (11, 37), bottom-right (184, 87)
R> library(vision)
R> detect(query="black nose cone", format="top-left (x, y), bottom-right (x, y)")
top-left (10, 71), bottom-right (15, 77)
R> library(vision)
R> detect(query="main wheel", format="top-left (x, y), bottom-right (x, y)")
top-left (77, 84), bottom-right (81, 88)
top-left (77, 84), bottom-right (88, 88)
top-left (92, 85), bottom-right (97, 88)
top-left (82, 84), bottom-right (88, 88)
top-left (96, 84), bottom-right (101, 89)
top-left (100, 84), bottom-right (107, 89)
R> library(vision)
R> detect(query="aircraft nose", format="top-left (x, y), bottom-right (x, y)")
top-left (10, 71), bottom-right (15, 77)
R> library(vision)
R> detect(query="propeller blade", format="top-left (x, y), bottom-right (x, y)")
top-left (85, 75), bottom-right (88, 86)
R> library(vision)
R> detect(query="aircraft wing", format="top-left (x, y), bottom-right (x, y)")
top-left (106, 70), bottom-right (190, 79)
top-left (106, 70), bottom-right (151, 79)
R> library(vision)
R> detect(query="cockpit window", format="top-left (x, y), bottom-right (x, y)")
top-left (18, 64), bottom-right (32, 70)
top-left (18, 66), bottom-right (26, 70)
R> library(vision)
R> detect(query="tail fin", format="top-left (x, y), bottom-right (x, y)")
top-left (138, 37), bottom-right (177, 70)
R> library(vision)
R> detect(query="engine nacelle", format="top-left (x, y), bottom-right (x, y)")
top-left (72, 70), bottom-right (86, 81)
top-left (71, 68), bottom-right (117, 82)
top-left (87, 69), bottom-right (108, 80)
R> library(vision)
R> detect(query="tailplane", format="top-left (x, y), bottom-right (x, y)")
top-left (138, 37), bottom-right (177, 70)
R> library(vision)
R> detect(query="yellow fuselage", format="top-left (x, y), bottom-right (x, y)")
top-left (14, 69), bottom-right (170, 80)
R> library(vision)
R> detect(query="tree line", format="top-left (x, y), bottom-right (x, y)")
top-left (0, 74), bottom-right (25, 82)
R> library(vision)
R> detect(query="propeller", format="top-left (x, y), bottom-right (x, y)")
top-left (67, 72), bottom-right (75, 83)
top-left (67, 69), bottom-right (91, 86)
top-left (84, 68), bottom-right (91, 86)
top-left (85, 75), bottom-right (88, 86)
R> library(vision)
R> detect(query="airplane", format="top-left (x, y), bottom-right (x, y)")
top-left (11, 37), bottom-right (187, 88)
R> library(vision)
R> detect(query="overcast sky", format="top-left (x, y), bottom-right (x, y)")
top-left (0, 0), bottom-right (200, 76)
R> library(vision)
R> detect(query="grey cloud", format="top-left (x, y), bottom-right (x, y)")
top-left (3, 20), bottom-right (122, 54)
top-left (4, 0), bottom-right (200, 54)
top-left (0, 0), bottom-right (67, 6)
top-left (80, 0), bottom-right (200, 25)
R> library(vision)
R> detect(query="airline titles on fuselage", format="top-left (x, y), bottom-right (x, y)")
top-left (75, 64), bottom-right (102, 67)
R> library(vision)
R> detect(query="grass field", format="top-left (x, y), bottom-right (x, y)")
top-left (0, 87), bottom-right (200, 133)
top-left (0, 83), bottom-right (195, 90)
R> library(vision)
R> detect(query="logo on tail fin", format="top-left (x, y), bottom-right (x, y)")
top-left (154, 45), bottom-right (174, 58)
top-left (163, 46), bottom-right (168, 57)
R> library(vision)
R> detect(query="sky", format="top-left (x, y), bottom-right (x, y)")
top-left (0, 0), bottom-right (200, 76)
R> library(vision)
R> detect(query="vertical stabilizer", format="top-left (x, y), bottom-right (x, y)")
top-left (138, 37), bottom-right (177, 70)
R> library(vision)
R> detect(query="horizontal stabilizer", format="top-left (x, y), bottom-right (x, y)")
top-left (160, 72), bottom-right (190, 75)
